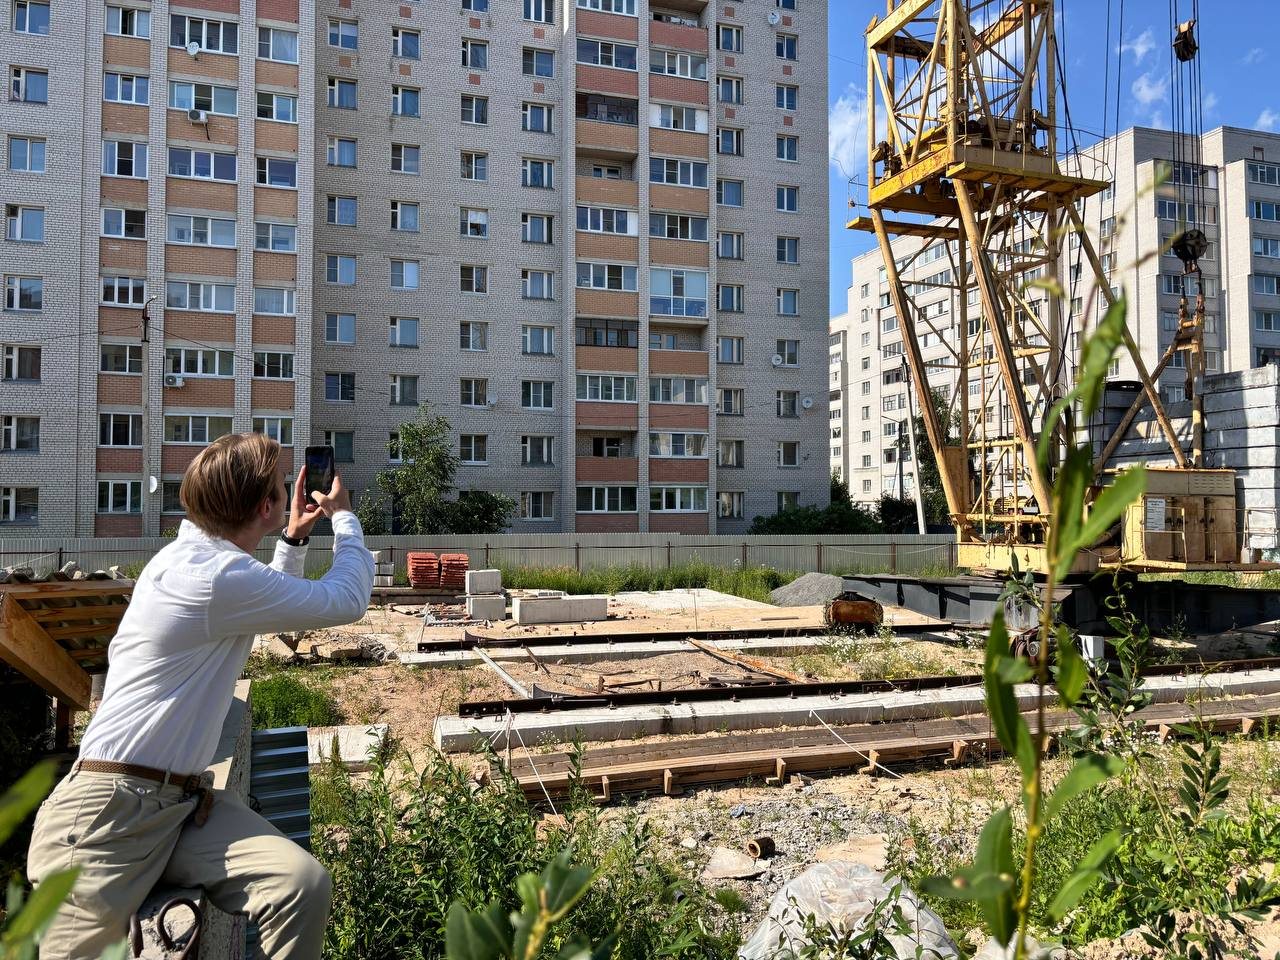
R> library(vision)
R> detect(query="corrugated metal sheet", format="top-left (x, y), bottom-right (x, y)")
top-left (250, 726), bottom-right (311, 850)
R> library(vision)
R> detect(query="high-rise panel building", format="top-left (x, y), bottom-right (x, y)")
top-left (831, 125), bottom-right (1280, 506)
top-left (1, 0), bottom-right (827, 536)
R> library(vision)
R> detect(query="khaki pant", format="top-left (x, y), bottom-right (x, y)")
top-left (27, 769), bottom-right (331, 960)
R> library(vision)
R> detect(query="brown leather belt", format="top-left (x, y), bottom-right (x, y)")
top-left (75, 759), bottom-right (204, 795)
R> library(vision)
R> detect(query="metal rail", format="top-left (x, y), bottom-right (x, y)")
top-left (418, 623), bottom-right (845, 655)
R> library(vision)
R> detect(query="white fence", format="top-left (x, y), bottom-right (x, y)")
top-left (0, 533), bottom-right (958, 578)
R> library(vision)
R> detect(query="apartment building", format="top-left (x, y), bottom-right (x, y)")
top-left (830, 124), bottom-right (1280, 507)
top-left (1, 0), bottom-right (827, 536)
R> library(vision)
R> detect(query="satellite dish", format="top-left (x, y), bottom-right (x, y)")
top-left (185, 40), bottom-right (200, 56)
top-left (147, 476), bottom-right (159, 493)
top-left (767, 10), bottom-right (781, 24)
top-left (801, 396), bottom-right (814, 410)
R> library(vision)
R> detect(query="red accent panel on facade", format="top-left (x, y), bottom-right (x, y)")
top-left (533, 27), bottom-right (545, 38)
top-left (648, 403), bottom-right (709, 429)
top-left (95, 515), bottom-right (144, 536)
top-left (103, 35), bottom-right (149, 69)
top-left (649, 513), bottom-right (709, 534)
top-left (649, 458), bottom-right (708, 482)
top-left (251, 314), bottom-right (296, 344)
top-left (649, 349), bottom-right (708, 375)
top-left (164, 377), bottom-right (235, 407)
top-left (469, 16), bottom-right (481, 27)
top-left (256, 120), bottom-right (298, 153)
top-left (278, 448), bottom-right (294, 473)
top-left (648, 74), bottom-right (709, 107)
top-left (402, 64), bottom-right (415, 77)
top-left (575, 174), bottom-right (638, 206)
top-left (575, 8), bottom-right (638, 41)
top-left (468, 72), bottom-right (480, 84)
top-left (722, 55), bottom-right (734, 68)
top-left (166, 179), bottom-right (237, 213)
top-left (574, 513), bottom-right (640, 532)
top-left (167, 47), bottom-right (237, 81)
top-left (575, 232), bottom-right (639, 263)
top-left (102, 102), bottom-right (148, 137)
top-left (724, 107), bottom-right (735, 119)
top-left (254, 187), bottom-right (298, 218)
top-left (648, 237), bottom-right (708, 268)
top-left (575, 401), bottom-right (639, 430)
top-left (257, 0), bottom-right (298, 22)
top-left (255, 60), bottom-right (298, 88)
top-left (100, 237), bottom-right (147, 272)
top-left (253, 251), bottom-right (299, 284)
top-left (782, 64), bottom-right (792, 76)
top-left (533, 81), bottom-right (545, 94)
top-left (162, 445), bottom-right (203, 473)
top-left (781, 15), bottom-right (792, 26)
top-left (97, 374), bottom-right (143, 405)
top-left (101, 177), bottom-right (148, 207)
top-left (98, 307), bottom-right (144, 337)
top-left (574, 288), bottom-right (639, 319)
top-left (783, 115), bottom-right (793, 126)
top-left (650, 19), bottom-right (708, 52)
top-left (399, 4), bottom-right (412, 15)
top-left (575, 345), bottom-right (638, 372)
top-left (166, 312), bottom-right (236, 342)
top-left (648, 127), bottom-right (707, 159)
top-left (576, 456), bottom-right (639, 482)
top-left (96, 448), bottom-right (143, 473)
top-left (166, 246), bottom-right (237, 278)
top-left (575, 64), bottom-right (639, 97)
top-left (250, 380), bottom-right (296, 409)
top-left (648, 183), bottom-right (709, 214)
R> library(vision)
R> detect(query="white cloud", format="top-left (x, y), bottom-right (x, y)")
top-left (1203, 91), bottom-right (1219, 117)
top-left (1120, 28), bottom-right (1156, 64)
top-left (828, 83), bottom-right (867, 179)
top-left (1132, 71), bottom-right (1168, 107)
top-left (1244, 48), bottom-right (1266, 66)
top-left (1258, 109), bottom-right (1280, 133)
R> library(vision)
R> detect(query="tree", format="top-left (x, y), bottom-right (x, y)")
top-left (361, 408), bottom-right (515, 534)
top-left (748, 474), bottom-right (882, 534)
top-left (913, 387), bottom-right (959, 529)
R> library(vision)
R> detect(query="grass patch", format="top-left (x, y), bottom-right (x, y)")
top-left (250, 672), bottom-right (343, 729)
top-left (499, 561), bottom-right (799, 604)
top-left (1141, 570), bottom-right (1280, 590)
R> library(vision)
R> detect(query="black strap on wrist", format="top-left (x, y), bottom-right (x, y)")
top-left (280, 529), bottom-right (310, 547)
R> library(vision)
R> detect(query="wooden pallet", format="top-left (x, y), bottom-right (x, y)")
top-left (502, 692), bottom-right (1280, 802)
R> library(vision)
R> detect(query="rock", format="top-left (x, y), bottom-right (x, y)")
top-left (258, 635), bottom-right (297, 662)
top-left (729, 804), bottom-right (749, 819)
top-left (737, 862), bottom-right (959, 960)
top-left (108, 565), bottom-right (124, 580)
top-left (701, 847), bottom-right (764, 881)
top-left (815, 834), bottom-right (889, 871)
top-left (312, 640), bottom-right (364, 661)
top-left (680, 836), bottom-right (698, 850)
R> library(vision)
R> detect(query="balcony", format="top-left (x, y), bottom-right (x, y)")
top-left (576, 455), bottom-right (639, 482)
top-left (576, 344), bottom-right (638, 371)
top-left (649, 403), bottom-right (709, 430)
top-left (576, 400), bottom-right (639, 430)
top-left (575, 287), bottom-right (639, 318)
top-left (576, 119), bottom-right (638, 157)
top-left (650, 457), bottom-right (708, 482)
top-left (576, 174), bottom-right (638, 206)
top-left (649, 348), bottom-right (708, 376)
top-left (575, 8), bottom-right (639, 41)
top-left (576, 231), bottom-right (639, 263)
top-left (650, 19), bottom-right (707, 53)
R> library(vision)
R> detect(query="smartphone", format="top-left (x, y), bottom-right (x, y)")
top-left (304, 445), bottom-right (335, 501)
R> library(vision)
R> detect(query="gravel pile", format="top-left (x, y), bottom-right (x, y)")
top-left (769, 572), bottom-right (844, 607)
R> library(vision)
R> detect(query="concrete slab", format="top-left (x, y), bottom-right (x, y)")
top-left (513, 594), bottom-right (608, 625)
top-left (466, 569), bottom-right (503, 594)
top-left (308, 724), bottom-right (388, 770)
top-left (467, 594), bottom-right (507, 620)
top-left (433, 668), bottom-right (1280, 753)
top-left (614, 588), bottom-right (775, 613)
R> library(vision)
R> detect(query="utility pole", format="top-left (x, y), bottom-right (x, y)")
top-left (140, 296), bottom-right (155, 536)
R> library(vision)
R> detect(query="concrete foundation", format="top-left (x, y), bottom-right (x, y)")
top-left (308, 724), bottom-right (388, 770)
top-left (433, 667), bottom-right (1280, 753)
top-left (466, 594), bottom-right (507, 620)
top-left (466, 569), bottom-right (503, 594)
top-left (512, 594), bottom-right (608, 625)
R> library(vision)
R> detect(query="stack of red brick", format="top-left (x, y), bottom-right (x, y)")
top-left (440, 554), bottom-right (468, 591)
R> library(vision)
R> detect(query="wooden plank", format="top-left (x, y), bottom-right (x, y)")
top-left (0, 595), bottom-right (92, 708)
top-left (686, 638), bottom-right (805, 683)
top-left (44, 623), bottom-right (124, 641)
top-left (0, 582), bottom-right (133, 600)
top-left (28, 604), bottom-right (128, 624)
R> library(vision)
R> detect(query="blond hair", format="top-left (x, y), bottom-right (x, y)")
top-left (180, 433), bottom-right (282, 539)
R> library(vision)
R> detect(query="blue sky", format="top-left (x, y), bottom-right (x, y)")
top-left (825, 0), bottom-right (1280, 314)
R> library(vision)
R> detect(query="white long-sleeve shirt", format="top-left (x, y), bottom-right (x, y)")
top-left (79, 512), bottom-right (375, 774)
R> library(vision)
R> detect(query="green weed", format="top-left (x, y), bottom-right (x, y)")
top-left (250, 672), bottom-right (343, 729)
top-left (499, 561), bottom-right (798, 604)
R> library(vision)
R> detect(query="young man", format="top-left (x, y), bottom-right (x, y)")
top-left (27, 433), bottom-right (375, 959)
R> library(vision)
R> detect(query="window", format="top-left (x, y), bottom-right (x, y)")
top-left (99, 412), bottom-right (142, 447)
top-left (775, 33), bottom-right (797, 59)
top-left (104, 73), bottom-right (149, 105)
top-left (325, 372), bottom-right (355, 402)
top-left (391, 143), bottom-right (419, 174)
top-left (167, 147), bottom-right (234, 182)
top-left (651, 268), bottom-right (707, 317)
top-left (717, 387), bottom-right (743, 415)
top-left (651, 486), bottom-right (707, 512)
top-left (327, 77), bottom-right (357, 109)
top-left (576, 0), bottom-right (635, 12)
top-left (170, 14), bottom-right (238, 54)
top-left (776, 83), bottom-right (798, 110)
top-left (777, 288), bottom-right (799, 315)
top-left (163, 415), bottom-right (233, 444)
top-left (718, 491), bottom-right (744, 519)
top-left (1257, 311), bottom-right (1280, 332)
top-left (328, 19), bottom-right (357, 48)
top-left (0, 415), bottom-right (38, 452)
top-left (10, 67), bottom-right (48, 103)
top-left (101, 276), bottom-right (146, 306)
top-left (388, 316), bottom-right (418, 348)
top-left (257, 27), bottom-right (298, 62)
top-left (717, 24), bottom-right (742, 51)
top-left (649, 377), bottom-right (707, 404)
top-left (519, 491), bottom-right (554, 519)
top-left (524, 0), bottom-right (553, 23)
top-left (254, 287), bottom-right (295, 315)
top-left (457, 207), bottom-right (488, 238)
top-left (326, 254), bottom-right (356, 285)
top-left (391, 259), bottom-right (419, 290)
top-left (777, 441), bottom-right (799, 467)
top-left (7, 136), bottom-right (45, 172)
top-left (719, 76), bottom-right (743, 104)
top-left (577, 261), bottom-right (637, 290)
top-left (576, 486), bottom-right (637, 513)
top-left (460, 321), bottom-right (487, 351)
top-left (1248, 161), bottom-right (1280, 185)
top-left (459, 435), bottom-right (487, 463)
top-left (391, 200), bottom-right (419, 232)
top-left (522, 381), bottom-right (554, 409)
top-left (650, 50), bottom-right (706, 80)
top-left (650, 213), bottom-right (707, 241)
top-left (101, 343), bottom-right (142, 374)
top-left (327, 137), bottom-right (357, 167)
top-left (523, 47), bottom-right (555, 77)
top-left (522, 102), bottom-right (553, 133)
top-left (460, 265), bottom-right (488, 293)
top-left (522, 325), bottom-right (555, 354)
top-left (256, 91), bottom-right (296, 123)
top-left (576, 38), bottom-right (637, 70)
top-left (718, 284), bottom-right (743, 312)
top-left (391, 374), bottom-right (418, 406)
top-left (4, 205), bottom-right (43, 243)
top-left (1, 344), bottom-right (39, 380)
top-left (325, 313), bottom-right (356, 344)
top-left (650, 332), bottom-right (676, 350)
top-left (717, 179), bottom-right (744, 206)
top-left (591, 437), bottom-right (623, 458)
top-left (717, 336), bottom-right (743, 364)
top-left (462, 151), bottom-right (488, 181)
top-left (387, 431), bottom-right (403, 463)
top-left (777, 236), bottom-right (799, 263)
top-left (165, 281), bottom-right (234, 312)
top-left (98, 480), bottom-right (142, 514)
top-left (776, 339), bottom-right (799, 366)
top-left (4, 276), bottom-right (41, 312)
top-left (393, 27), bottom-right (420, 59)
top-left (777, 135), bottom-right (798, 161)
top-left (576, 374), bottom-right (636, 402)
top-left (649, 432), bottom-right (707, 458)
top-left (253, 351), bottom-right (294, 379)
top-left (522, 271), bottom-right (554, 300)
top-left (591, 164), bottom-right (622, 179)
top-left (717, 231), bottom-right (743, 260)
top-left (654, 103), bottom-right (703, 131)
top-left (164, 347), bottom-right (233, 377)
top-left (325, 431), bottom-right (355, 462)
top-left (166, 214), bottom-right (234, 247)
top-left (521, 157), bottom-right (554, 189)
top-left (103, 140), bottom-right (148, 178)
top-left (717, 127), bottom-right (743, 155)
top-left (576, 319), bottom-right (637, 348)
top-left (106, 5), bottom-right (149, 36)
top-left (717, 438), bottom-right (744, 468)
top-left (462, 95), bottom-right (488, 124)
top-left (651, 157), bottom-right (708, 187)
top-left (325, 196), bottom-right (356, 227)
top-left (256, 156), bottom-right (296, 188)
top-left (522, 213), bottom-right (553, 244)
top-left (460, 378), bottom-right (489, 407)
top-left (776, 390), bottom-right (799, 418)
top-left (391, 86), bottom-right (420, 117)
top-left (777, 185), bottom-right (798, 212)
top-left (253, 417), bottom-right (293, 446)
top-left (254, 221), bottom-right (296, 252)
top-left (577, 207), bottom-right (631, 237)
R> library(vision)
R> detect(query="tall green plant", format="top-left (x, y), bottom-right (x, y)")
top-left (922, 296), bottom-right (1146, 958)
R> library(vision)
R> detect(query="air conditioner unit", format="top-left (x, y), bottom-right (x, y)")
top-left (771, 354), bottom-right (784, 367)
top-left (187, 109), bottom-right (209, 124)
top-left (164, 374), bottom-right (185, 388)
top-left (800, 396), bottom-right (814, 410)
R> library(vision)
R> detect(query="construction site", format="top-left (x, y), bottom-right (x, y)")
top-left (8, 0), bottom-right (1280, 956)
